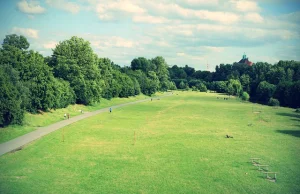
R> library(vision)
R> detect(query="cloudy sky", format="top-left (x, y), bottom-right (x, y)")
top-left (0, 0), bottom-right (299, 70)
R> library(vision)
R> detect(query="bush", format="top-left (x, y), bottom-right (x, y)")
top-left (268, 98), bottom-right (280, 106)
top-left (197, 83), bottom-right (207, 92)
top-left (241, 92), bottom-right (250, 101)
top-left (295, 108), bottom-right (300, 113)
top-left (192, 86), bottom-right (198, 91)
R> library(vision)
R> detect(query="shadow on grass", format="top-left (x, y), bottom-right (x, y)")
top-left (276, 112), bottom-right (300, 119)
top-left (276, 130), bottom-right (300, 138)
top-left (291, 118), bottom-right (300, 122)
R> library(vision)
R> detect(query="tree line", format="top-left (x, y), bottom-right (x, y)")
top-left (0, 35), bottom-right (175, 127)
top-left (1, 34), bottom-right (299, 127)
top-left (168, 61), bottom-right (300, 107)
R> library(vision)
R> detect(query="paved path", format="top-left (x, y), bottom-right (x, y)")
top-left (0, 95), bottom-right (171, 156)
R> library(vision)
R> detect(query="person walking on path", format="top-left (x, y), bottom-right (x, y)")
top-left (64, 113), bottom-right (67, 119)
top-left (67, 113), bottom-right (70, 119)
top-left (110, 107), bottom-right (112, 113)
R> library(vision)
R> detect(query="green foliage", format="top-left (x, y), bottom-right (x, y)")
top-left (2, 34), bottom-right (29, 50)
top-left (240, 74), bottom-right (251, 93)
top-left (147, 71), bottom-right (160, 95)
top-left (256, 81), bottom-right (276, 104)
top-left (273, 81), bottom-right (293, 107)
top-left (241, 92), bottom-right (250, 101)
top-left (23, 51), bottom-right (59, 112)
top-left (52, 78), bottom-right (76, 108)
top-left (285, 81), bottom-right (300, 108)
top-left (131, 57), bottom-right (155, 72)
top-left (169, 81), bottom-right (177, 90)
top-left (196, 83), bottom-right (207, 92)
top-left (268, 98), bottom-right (280, 106)
top-left (227, 79), bottom-right (242, 96)
top-left (191, 86), bottom-right (198, 91)
top-left (0, 65), bottom-right (25, 126)
top-left (50, 36), bottom-right (102, 104)
top-left (178, 81), bottom-right (186, 89)
top-left (214, 81), bottom-right (228, 93)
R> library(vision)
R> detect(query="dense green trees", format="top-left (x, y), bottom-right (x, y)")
top-left (0, 34), bottom-right (178, 126)
top-left (1, 33), bottom-right (299, 127)
top-left (168, 60), bottom-right (299, 107)
top-left (0, 65), bottom-right (25, 126)
top-left (49, 36), bottom-right (102, 105)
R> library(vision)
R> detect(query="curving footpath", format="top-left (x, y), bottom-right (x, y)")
top-left (0, 94), bottom-right (172, 156)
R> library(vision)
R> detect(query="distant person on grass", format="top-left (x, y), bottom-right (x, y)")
top-left (110, 108), bottom-right (112, 113)
top-left (67, 113), bottom-right (70, 119)
top-left (64, 113), bottom-right (67, 119)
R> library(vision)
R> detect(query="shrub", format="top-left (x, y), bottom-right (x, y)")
top-left (241, 92), bottom-right (250, 101)
top-left (268, 98), bottom-right (280, 106)
top-left (295, 108), bottom-right (300, 113)
top-left (192, 86), bottom-right (198, 91)
top-left (197, 83), bottom-right (207, 92)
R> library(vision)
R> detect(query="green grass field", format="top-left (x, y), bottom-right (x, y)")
top-left (0, 93), bottom-right (154, 144)
top-left (0, 91), bottom-right (299, 193)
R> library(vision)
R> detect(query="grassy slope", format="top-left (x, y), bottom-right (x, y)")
top-left (0, 91), bottom-right (299, 193)
top-left (0, 94), bottom-right (156, 144)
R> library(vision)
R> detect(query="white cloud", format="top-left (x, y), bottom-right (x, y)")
top-left (17, 0), bottom-right (45, 14)
top-left (91, 1), bottom-right (240, 24)
top-left (244, 13), bottom-right (264, 23)
top-left (132, 15), bottom-right (169, 24)
top-left (43, 41), bottom-right (57, 49)
top-left (144, 2), bottom-right (240, 24)
top-left (194, 10), bottom-right (239, 23)
top-left (12, 27), bottom-right (39, 39)
top-left (87, 35), bottom-right (137, 49)
top-left (96, 1), bottom-right (145, 20)
top-left (177, 52), bottom-right (185, 56)
top-left (178, 0), bottom-right (219, 6)
top-left (46, 0), bottom-right (80, 14)
top-left (203, 46), bottom-right (224, 52)
top-left (26, 0), bottom-right (298, 67)
top-left (230, 0), bottom-right (260, 12)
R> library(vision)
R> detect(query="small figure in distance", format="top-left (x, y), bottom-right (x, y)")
top-left (110, 107), bottom-right (112, 113)
top-left (226, 134), bottom-right (233, 138)
top-left (81, 110), bottom-right (83, 114)
top-left (64, 113), bottom-right (67, 119)
top-left (67, 113), bottom-right (70, 119)
top-left (151, 98), bottom-right (152, 101)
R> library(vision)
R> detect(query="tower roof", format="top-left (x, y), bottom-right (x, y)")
top-left (238, 53), bottom-right (253, 66)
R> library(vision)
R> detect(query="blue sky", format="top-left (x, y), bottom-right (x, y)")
top-left (0, 0), bottom-right (299, 70)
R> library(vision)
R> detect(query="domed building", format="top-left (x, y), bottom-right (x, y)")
top-left (238, 53), bottom-right (253, 66)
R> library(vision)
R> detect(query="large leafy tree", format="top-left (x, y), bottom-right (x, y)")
top-left (2, 34), bottom-right (29, 50)
top-left (1, 34), bottom-right (62, 113)
top-left (50, 36), bottom-right (102, 104)
top-left (151, 56), bottom-right (171, 91)
top-left (227, 79), bottom-right (242, 96)
top-left (256, 81), bottom-right (276, 103)
top-left (23, 51), bottom-right (58, 112)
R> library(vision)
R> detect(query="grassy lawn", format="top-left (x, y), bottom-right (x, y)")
top-left (0, 91), bottom-right (299, 193)
top-left (0, 93), bottom-right (161, 144)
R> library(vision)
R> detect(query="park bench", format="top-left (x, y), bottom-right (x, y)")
top-left (263, 172), bottom-right (277, 182)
